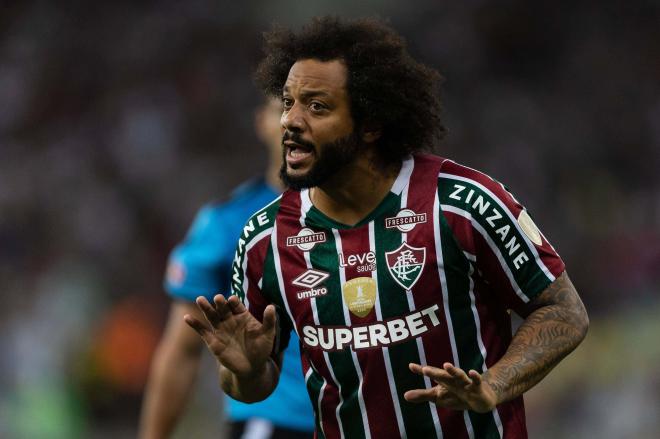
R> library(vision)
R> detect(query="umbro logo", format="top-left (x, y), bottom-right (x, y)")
top-left (292, 269), bottom-right (330, 288)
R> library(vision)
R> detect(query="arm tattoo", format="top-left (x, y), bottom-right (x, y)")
top-left (483, 271), bottom-right (589, 404)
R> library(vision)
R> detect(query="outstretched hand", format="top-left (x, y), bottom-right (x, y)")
top-left (404, 362), bottom-right (498, 413)
top-left (184, 294), bottom-right (277, 379)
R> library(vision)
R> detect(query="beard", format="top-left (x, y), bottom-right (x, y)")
top-left (280, 131), bottom-right (361, 190)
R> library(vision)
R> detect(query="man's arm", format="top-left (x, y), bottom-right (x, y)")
top-left (185, 294), bottom-right (281, 403)
top-left (482, 271), bottom-right (588, 403)
top-left (138, 302), bottom-right (205, 439)
top-left (405, 271), bottom-right (589, 412)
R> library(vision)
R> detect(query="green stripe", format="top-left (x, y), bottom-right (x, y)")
top-left (438, 211), bottom-right (500, 438)
top-left (262, 245), bottom-right (293, 352)
top-left (306, 370), bottom-right (326, 439)
top-left (231, 199), bottom-right (281, 299)
top-left (374, 214), bottom-right (437, 438)
top-left (310, 231), bottom-right (366, 439)
top-left (438, 178), bottom-right (550, 299)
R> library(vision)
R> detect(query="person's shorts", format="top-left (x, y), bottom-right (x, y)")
top-left (230, 418), bottom-right (313, 439)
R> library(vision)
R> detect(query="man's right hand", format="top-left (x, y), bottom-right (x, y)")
top-left (184, 295), bottom-right (277, 380)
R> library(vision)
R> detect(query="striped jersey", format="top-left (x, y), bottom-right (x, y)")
top-left (231, 154), bottom-right (565, 439)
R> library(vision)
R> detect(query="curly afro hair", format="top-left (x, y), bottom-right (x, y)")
top-left (255, 16), bottom-right (446, 167)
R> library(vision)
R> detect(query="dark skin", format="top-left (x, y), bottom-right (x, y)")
top-left (186, 58), bottom-right (589, 408)
top-left (404, 271), bottom-right (589, 412)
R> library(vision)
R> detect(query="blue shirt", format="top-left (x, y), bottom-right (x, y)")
top-left (164, 178), bottom-right (314, 432)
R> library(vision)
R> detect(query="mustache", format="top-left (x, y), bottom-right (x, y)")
top-left (282, 131), bottom-right (316, 151)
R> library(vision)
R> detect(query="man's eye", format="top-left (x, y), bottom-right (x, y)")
top-left (282, 98), bottom-right (293, 108)
top-left (310, 102), bottom-right (325, 112)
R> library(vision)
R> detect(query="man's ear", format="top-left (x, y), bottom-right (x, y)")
top-left (360, 124), bottom-right (382, 144)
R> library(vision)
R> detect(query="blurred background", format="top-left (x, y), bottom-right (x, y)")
top-left (0, 0), bottom-right (658, 438)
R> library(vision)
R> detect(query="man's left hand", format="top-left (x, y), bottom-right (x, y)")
top-left (404, 362), bottom-right (498, 413)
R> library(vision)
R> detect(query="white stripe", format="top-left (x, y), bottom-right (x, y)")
top-left (466, 264), bottom-right (503, 437)
top-left (441, 204), bottom-right (529, 303)
top-left (270, 224), bottom-right (299, 336)
top-left (311, 297), bottom-right (345, 439)
top-left (242, 228), bottom-right (273, 312)
top-left (304, 366), bottom-right (328, 436)
top-left (433, 191), bottom-right (475, 439)
top-left (399, 172), bottom-right (443, 439)
top-left (390, 156), bottom-right (415, 195)
top-left (301, 189), bottom-right (313, 215)
top-left (298, 196), bottom-right (331, 439)
top-left (369, 222), bottom-right (407, 438)
top-left (332, 229), bottom-right (372, 439)
top-left (438, 172), bottom-right (555, 282)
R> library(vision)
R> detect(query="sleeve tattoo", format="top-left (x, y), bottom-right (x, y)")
top-left (483, 271), bottom-right (589, 404)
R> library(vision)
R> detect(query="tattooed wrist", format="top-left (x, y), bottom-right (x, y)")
top-left (485, 272), bottom-right (588, 404)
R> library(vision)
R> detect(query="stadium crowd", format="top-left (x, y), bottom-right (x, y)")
top-left (0, 1), bottom-right (658, 438)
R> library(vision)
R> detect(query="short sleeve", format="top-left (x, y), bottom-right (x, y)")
top-left (164, 205), bottom-right (234, 302)
top-left (438, 161), bottom-right (565, 315)
top-left (231, 215), bottom-right (292, 355)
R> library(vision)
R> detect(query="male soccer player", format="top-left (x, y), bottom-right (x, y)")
top-left (138, 97), bottom-right (314, 439)
top-left (185, 17), bottom-right (589, 438)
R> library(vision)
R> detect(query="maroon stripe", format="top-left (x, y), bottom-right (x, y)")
top-left (275, 191), bottom-right (342, 439)
top-left (337, 227), bottom-right (401, 438)
top-left (405, 155), bottom-right (470, 439)
top-left (245, 234), bottom-right (274, 322)
top-left (496, 397), bottom-right (528, 439)
top-left (442, 209), bottom-right (533, 317)
top-left (440, 160), bottom-right (565, 278)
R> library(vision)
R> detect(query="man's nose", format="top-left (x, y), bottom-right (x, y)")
top-left (281, 103), bottom-right (305, 132)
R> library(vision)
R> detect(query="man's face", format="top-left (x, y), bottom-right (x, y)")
top-left (280, 59), bottom-right (358, 190)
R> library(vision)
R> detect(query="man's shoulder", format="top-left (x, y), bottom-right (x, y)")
top-left (436, 158), bottom-right (503, 190)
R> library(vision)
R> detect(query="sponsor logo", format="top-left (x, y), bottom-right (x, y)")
top-left (338, 251), bottom-right (376, 273)
top-left (302, 304), bottom-right (442, 351)
top-left (518, 210), bottom-right (543, 246)
top-left (293, 269), bottom-right (330, 301)
top-left (385, 242), bottom-right (426, 290)
top-left (342, 277), bottom-right (377, 318)
top-left (286, 228), bottom-right (326, 251)
top-left (448, 183), bottom-right (530, 269)
top-left (385, 209), bottom-right (427, 232)
top-left (296, 286), bottom-right (328, 300)
top-left (292, 269), bottom-right (330, 288)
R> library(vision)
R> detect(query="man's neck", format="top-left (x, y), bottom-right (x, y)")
top-left (311, 154), bottom-right (401, 226)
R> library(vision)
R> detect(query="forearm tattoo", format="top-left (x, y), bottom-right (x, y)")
top-left (483, 271), bottom-right (589, 404)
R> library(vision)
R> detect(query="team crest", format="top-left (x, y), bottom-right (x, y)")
top-left (385, 242), bottom-right (426, 290)
top-left (342, 277), bottom-right (377, 318)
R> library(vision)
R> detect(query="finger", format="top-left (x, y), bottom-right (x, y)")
top-left (443, 363), bottom-right (472, 386)
top-left (227, 295), bottom-right (247, 314)
top-left (261, 304), bottom-right (277, 335)
top-left (409, 363), bottom-right (424, 375)
top-left (211, 294), bottom-right (233, 322)
top-left (403, 388), bottom-right (437, 403)
top-left (420, 365), bottom-right (453, 384)
top-left (195, 296), bottom-right (222, 326)
top-left (467, 370), bottom-right (483, 386)
top-left (184, 314), bottom-right (212, 337)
